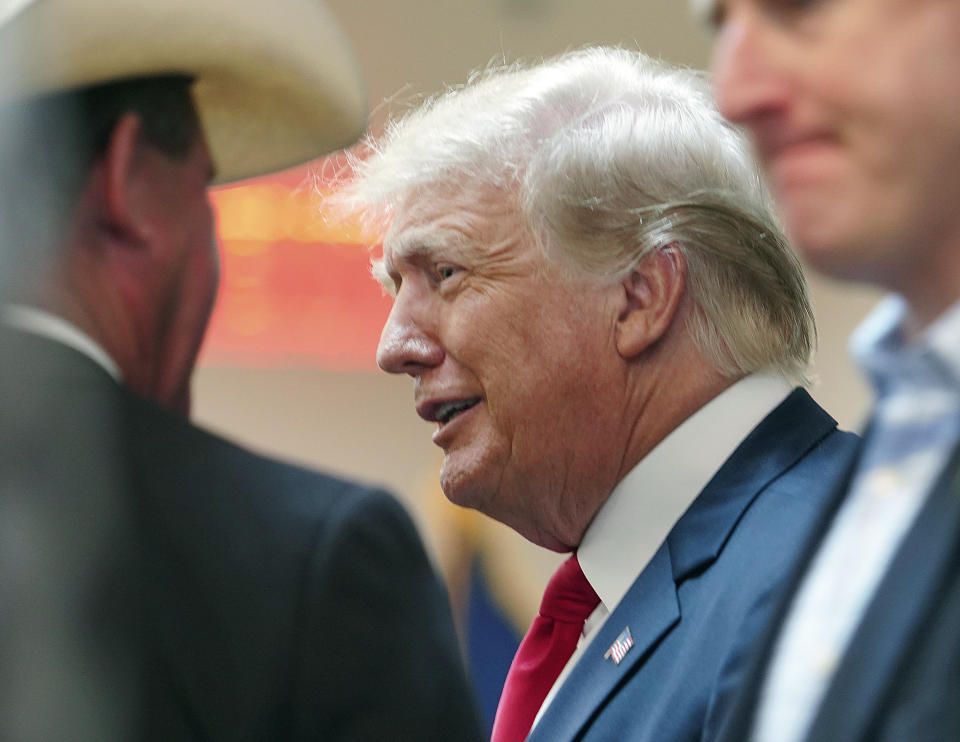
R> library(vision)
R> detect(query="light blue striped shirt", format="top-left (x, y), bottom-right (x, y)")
top-left (754, 295), bottom-right (960, 742)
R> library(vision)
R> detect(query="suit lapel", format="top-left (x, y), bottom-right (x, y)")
top-left (530, 390), bottom-right (843, 742)
top-left (806, 448), bottom-right (960, 742)
top-left (527, 544), bottom-right (680, 742)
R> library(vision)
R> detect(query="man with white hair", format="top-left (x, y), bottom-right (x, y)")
top-left (0, 1), bottom-right (481, 740)
top-left (341, 46), bottom-right (858, 742)
top-left (694, 0), bottom-right (960, 740)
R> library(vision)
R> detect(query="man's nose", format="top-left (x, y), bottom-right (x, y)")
top-left (711, 13), bottom-right (787, 129)
top-left (376, 295), bottom-right (444, 376)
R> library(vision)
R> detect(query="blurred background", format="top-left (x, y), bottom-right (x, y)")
top-left (195, 0), bottom-right (882, 732)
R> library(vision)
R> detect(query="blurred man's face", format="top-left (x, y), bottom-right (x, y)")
top-left (705, 0), bottom-right (960, 321)
top-left (150, 133), bottom-right (220, 413)
top-left (375, 186), bottom-right (625, 551)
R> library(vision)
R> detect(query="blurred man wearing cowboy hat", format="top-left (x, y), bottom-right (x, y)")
top-left (0, 1), bottom-right (482, 740)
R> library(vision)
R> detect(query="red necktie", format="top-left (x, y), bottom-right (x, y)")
top-left (491, 554), bottom-right (601, 742)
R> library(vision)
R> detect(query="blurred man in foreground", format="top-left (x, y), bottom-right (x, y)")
top-left (697, 0), bottom-right (960, 739)
top-left (340, 46), bottom-right (858, 742)
top-left (0, 0), bottom-right (481, 739)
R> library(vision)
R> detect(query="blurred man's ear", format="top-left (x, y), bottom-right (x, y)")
top-left (615, 246), bottom-right (686, 360)
top-left (100, 112), bottom-right (154, 250)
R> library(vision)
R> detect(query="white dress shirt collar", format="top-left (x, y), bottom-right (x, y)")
top-left (3, 304), bottom-right (122, 382)
top-left (578, 373), bottom-right (794, 612)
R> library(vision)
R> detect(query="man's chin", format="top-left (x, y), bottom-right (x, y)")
top-left (779, 197), bottom-right (878, 281)
top-left (793, 231), bottom-right (883, 287)
top-left (438, 463), bottom-right (488, 512)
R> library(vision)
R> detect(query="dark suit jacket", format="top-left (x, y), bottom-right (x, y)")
top-left (714, 432), bottom-right (960, 742)
top-left (0, 328), bottom-right (482, 742)
top-left (526, 388), bottom-right (859, 742)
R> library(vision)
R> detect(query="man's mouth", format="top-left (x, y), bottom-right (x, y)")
top-left (434, 398), bottom-right (482, 424)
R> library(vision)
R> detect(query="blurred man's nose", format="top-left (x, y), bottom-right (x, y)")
top-left (376, 296), bottom-right (444, 376)
top-left (711, 13), bottom-right (786, 130)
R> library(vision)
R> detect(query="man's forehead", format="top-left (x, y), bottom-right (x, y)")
top-left (382, 193), bottom-right (501, 264)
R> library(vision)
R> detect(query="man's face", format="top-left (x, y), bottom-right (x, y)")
top-left (706, 0), bottom-right (960, 321)
top-left (376, 186), bottom-right (626, 551)
top-left (151, 133), bottom-right (220, 413)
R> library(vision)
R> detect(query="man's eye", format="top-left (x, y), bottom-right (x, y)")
top-left (691, 0), bottom-right (724, 30)
top-left (437, 265), bottom-right (459, 281)
top-left (768, 0), bottom-right (821, 20)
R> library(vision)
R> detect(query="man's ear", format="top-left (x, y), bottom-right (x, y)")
top-left (100, 112), bottom-right (153, 248)
top-left (615, 246), bottom-right (687, 360)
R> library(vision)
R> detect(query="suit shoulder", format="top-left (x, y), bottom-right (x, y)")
top-left (122, 388), bottom-right (411, 542)
top-left (786, 424), bottom-right (860, 484)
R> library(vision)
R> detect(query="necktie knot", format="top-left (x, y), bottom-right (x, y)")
top-left (539, 553), bottom-right (600, 623)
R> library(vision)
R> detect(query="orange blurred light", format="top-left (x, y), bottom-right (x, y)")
top-left (202, 168), bottom-right (389, 371)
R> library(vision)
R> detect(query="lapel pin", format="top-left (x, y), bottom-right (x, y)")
top-left (604, 626), bottom-right (634, 665)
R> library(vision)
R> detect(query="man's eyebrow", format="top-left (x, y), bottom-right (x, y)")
top-left (370, 257), bottom-right (396, 294)
top-left (386, 239), bottom-right (461, 279)
top-left (371, 235), bottom-right (436, 295)
top-left (388, 230), bottom-right (445, 263)
top-left (377, 225), bottom-right (471, 288)
top-left (391, 243), bottom-right (430, 262)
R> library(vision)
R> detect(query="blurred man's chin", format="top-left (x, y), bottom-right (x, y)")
top-left (780, 204), bottom-right (870, 281)
top-left (790, 227), bottom-right (881, 286)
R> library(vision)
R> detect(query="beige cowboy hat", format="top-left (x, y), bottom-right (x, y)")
top-left (0, 0), bottom-right (367, 182)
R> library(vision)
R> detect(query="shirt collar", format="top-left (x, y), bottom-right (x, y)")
top-left (578, 373), bottom-right (793, 612)
top-left (851, 295), bottom-right (960, 396)
top-left (3, 304), bottom-right (122, 382)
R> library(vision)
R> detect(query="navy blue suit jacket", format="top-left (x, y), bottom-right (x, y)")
top-left (526, 388), bottom-right (859, 742)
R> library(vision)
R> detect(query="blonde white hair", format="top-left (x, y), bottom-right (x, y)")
top-left (339, 46), bottom-right (814, 382)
